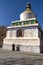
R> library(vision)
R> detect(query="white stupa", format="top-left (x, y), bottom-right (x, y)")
top-left (3, 3), bottom-right (43, 53)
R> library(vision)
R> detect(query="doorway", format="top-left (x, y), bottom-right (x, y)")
top-left (12, 44), bottom-right (15, 51)
top-left (16, 45), bottom-right (20, 51)
top-left (17, 29), bottom-right (24, 37)
top-left (16, 47), bottom-right (20, 51)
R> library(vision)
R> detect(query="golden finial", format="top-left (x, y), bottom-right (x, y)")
top-left (26, 3), bottom-right (31, 9)
top-left (25, 3), bottom-right (32, 12)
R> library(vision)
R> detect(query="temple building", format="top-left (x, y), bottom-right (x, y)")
top-left (3, 3), bottom-right (43, 53)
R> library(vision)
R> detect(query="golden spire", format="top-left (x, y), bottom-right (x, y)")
top-left (26, 3), bottom-right (31, 9)
top-left (25, 3), bottom-right (32, 12)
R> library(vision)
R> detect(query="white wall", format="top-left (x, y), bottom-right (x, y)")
top-left (6, 30), bottom-right (16, 38)
top-left (24, 28), bottom-right (38, 37)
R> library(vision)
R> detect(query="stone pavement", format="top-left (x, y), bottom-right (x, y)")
top-left (0, 48), bottom-right (43, 65)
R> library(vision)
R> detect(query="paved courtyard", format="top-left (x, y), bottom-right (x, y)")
top-left (0, 48), bottom-right (43, 65)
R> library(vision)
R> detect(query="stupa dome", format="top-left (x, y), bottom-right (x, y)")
top-left (20, 3), bottom-right (36, 20)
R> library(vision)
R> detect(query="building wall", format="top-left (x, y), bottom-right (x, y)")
top-left (38, 29), bottom-right (41, 39)
top-left (6, 26), bottom-right (38, 38)
top-left (3, 26), bottom-right (43, 53)
top-left (6, 30), bottom-right (16, 37)
top-left (3, 38), bottom-right (40, 53)
top-left (38, 28), bottom-right (43, 53)
top-left (24, 28), bottom-right (38, 37)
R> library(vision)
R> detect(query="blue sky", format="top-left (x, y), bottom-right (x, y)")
top-left (0, 0), bottom-right (43, 29)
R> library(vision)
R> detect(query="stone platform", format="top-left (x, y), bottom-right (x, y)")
top-left (3, 37), bottom-right (40, 53)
